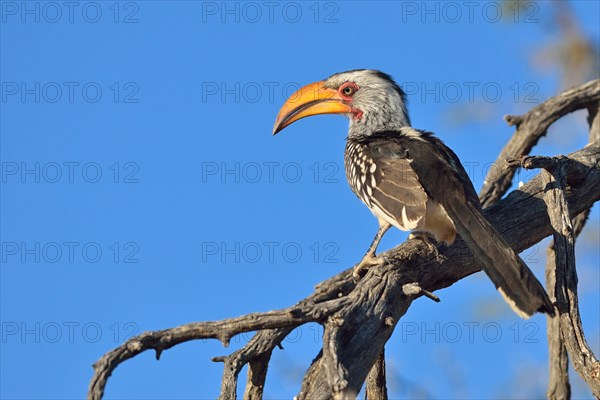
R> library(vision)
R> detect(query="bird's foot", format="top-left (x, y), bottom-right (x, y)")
top-left (353, 254), bottom-right (381, 281)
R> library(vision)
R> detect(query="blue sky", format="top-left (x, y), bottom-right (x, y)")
top-left (1, 1), bottom-right (599, 398)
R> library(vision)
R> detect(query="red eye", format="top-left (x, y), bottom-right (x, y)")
top-left (339, 83), bottom-right (358, 97)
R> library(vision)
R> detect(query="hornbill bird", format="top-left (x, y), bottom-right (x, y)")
top-left (273, 69), bottom-right (554, 318)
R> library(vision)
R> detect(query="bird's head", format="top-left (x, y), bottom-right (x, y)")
top-left (273, 69), bottom-right (410, 137)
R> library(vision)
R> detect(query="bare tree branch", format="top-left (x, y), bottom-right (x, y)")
top-left (242, 348), bottom-right (272, 399)
top-left (541, 161), bottom-right (600, 397)
top-left (546, 242), bottom-right (571, 400)
top-left (365, 350), bottom-right (388, 400)
top-left (506, 151), bottom-right (600, 397)
top-left (545, 101), bottom-right (599, 400)
top-left (89, 296), bottom-right (349, 398)
top-left (587, 102), bottom-right (600, 143)
top-left (480, 79), bottom-right (600, 208)
top-left (216, 329), bottom-right (280, 400)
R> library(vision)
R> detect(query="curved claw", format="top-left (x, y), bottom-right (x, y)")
top-left (353, 255), bottom-right (381, 281)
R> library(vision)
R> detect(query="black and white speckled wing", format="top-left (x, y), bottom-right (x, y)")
top-left (344, 137), bottom-right (427, 230)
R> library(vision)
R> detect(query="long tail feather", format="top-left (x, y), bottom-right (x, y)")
top-left (445, 200), bottom-right (554, 318)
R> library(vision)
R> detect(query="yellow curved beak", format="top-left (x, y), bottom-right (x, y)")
top-left (272, 81), bottom-right (352, 135)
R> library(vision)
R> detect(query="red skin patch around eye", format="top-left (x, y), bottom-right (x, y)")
top-left (338, 83), bottom-right (362, 119)
top-left (338, 82), bottom-right (360, 101)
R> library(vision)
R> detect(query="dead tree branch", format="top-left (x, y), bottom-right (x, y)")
top-left (505, 96), bottom-right (600, 399)
top-left (546, 241), bottom-right (571, 400)
top-left (89, 294), bottom-right (351, 398)
top-left (484, 83), bottom-right (599, 399)
top-left (365, 350), bottom-right (388, 400)
top-left (546, 100), bottom-right (599, 400)
top-left (508, 154), bottom-right (600, 397)
top-left (480, 79), bottom-right (599, 208)
top-left (541, 162), bottom-right (600, 398)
